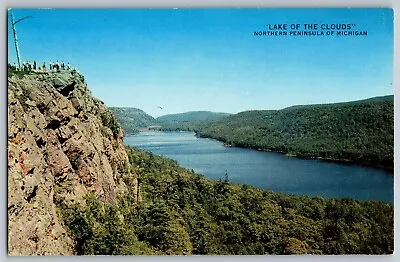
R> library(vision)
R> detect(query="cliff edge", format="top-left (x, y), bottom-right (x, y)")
top-left (8, 70), bottom-right (138, 255)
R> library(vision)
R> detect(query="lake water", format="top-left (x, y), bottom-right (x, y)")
top-left (124, 131), bottom-right (394, 203)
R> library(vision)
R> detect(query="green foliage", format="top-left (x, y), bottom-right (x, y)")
top-left (100, 111), bottom-right (120, 137)
top-left (110, 107), bottom-right (157, 134)
top-left (55, 145), bottom-right (394, 255)
top-left (111, 109), bottom-right (231, 133)
top-left (123, 146), bottom-right (394, 255)
top-left (156, 111), bottom-right (231, 131)
top-left (7, 64), bottom-right (31, 79)
top-left (131, 201), bottom-right (193, 254)
top-left (8, 63), bottom-right (33, 109)
top-left (55, 193), bottom-right (156, 255)
top-left (66, 152), bottom-right (80, 171)
top-left (195, 96), bottom-right (394, 170)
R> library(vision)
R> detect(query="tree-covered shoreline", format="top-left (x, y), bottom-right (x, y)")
top-left (194, 95), bottom-right (393, 171)
top-left (55, 95), bottom-right (394, 255)
top-left (55, 146), bottom-right (394, 255)
top-left (196, 131), bottom-right (394, 172)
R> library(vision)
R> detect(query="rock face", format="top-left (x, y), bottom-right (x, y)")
top-left (8, 70), bottom-right (138, 255)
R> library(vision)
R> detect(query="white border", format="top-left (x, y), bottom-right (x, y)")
top-left (2, 1), bottom-right (398, 262)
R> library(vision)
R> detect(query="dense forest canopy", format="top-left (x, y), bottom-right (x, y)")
top-left (60, 95), bottom-right (393, 255)
top-left (195, 95), bottom-right (394, 170)
top-left (112, 109), bottom-right (231, 133)
top-left (110, 107), bottom-right (157, 134)
top-left (56, 146), bottom-right (394, 255)
top-left (113, 96), bottom-right (393, 170)
top-left (157, 111), bottom-right (230, 123)
top-left (156, 111), bottom-right (231, 131)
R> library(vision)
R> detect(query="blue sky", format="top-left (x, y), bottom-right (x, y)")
top-left (7, 8), bottom-right (393, 117)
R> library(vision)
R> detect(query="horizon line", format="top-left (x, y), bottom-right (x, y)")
top-left (107, 93), bottom-right (394, 118)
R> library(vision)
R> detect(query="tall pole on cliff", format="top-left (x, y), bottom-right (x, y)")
top-left (10, 13), bottom-right (31, 69)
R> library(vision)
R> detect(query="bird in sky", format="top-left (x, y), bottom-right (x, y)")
top-left (157, 106), bottom-right (163, 110)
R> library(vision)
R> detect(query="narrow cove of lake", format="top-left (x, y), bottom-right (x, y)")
top-left (124, 131), bottom-right (393, 203)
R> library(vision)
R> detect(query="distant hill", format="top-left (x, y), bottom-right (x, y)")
top-left (157, 111), bottom-right (231, 131)
top-left (283, 95), bottom-right (394, 111)
top-left (196, 95), bottom-right (394, 170)
top-left (110, 107), bottom-right (156, 134)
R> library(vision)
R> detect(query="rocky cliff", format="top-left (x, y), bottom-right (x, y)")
top-left (8, 70), bottom-right (138, 255)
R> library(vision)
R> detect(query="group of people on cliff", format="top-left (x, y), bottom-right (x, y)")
top-left (16, 60), bottom-right (73, 72)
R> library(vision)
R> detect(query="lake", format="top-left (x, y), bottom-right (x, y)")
top-left (124, 131), bottom-right (393, 203)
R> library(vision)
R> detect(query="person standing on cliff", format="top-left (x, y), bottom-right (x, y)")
top-left (42, 62), bottom-right (46, 71)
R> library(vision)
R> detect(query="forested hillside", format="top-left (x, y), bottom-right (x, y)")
top-left (157, 111), bottom-right (230, 131)
top-left (110, 107), bottom-right (157, 134)
top-left (57, 146), bottom-right (394, 255)
top-left (111, 109), bottom-right (231, 133)
top-left (196, 96), bottom-right (394, 170)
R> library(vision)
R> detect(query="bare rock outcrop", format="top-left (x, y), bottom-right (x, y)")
top-left (8, 70), bottom-right (138, 255)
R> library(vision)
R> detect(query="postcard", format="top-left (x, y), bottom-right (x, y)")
top-left (7, 8), bottom-right (393, 255)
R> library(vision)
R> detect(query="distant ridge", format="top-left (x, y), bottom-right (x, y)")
top-left (196, 95), bottom-right (394, 170)
top-left (156, 111), bottom-right (231, 131)
top-left (157, 110), bottom-right (230, 123)
top-left (282, 95), bottom-right (393, 111)
top-left (110, 107), bottom-right (157, 134)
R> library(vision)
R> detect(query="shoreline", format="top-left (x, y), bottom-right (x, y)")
top-left (125, 130), bottom-right (393, 173)
top-left (197, 133), bottom-right (394, 173)
top-left (125, 131), bottom-right (393, 203)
